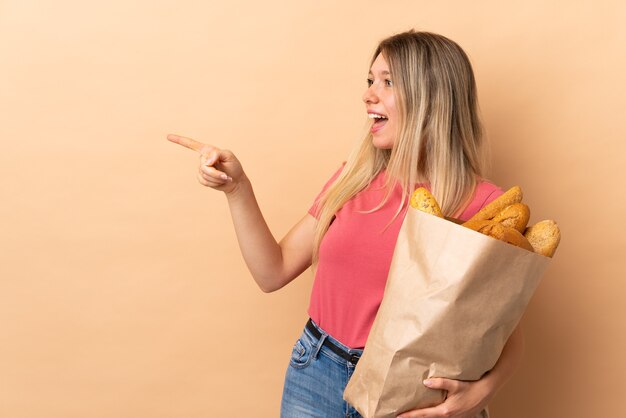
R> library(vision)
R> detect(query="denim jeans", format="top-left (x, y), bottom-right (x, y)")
top-left (280, 319), bottom-right (364, 418)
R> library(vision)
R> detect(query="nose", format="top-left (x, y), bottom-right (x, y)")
top-left (362, 84), bottom-right (379, 105)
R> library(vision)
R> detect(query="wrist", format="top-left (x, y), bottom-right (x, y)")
top-left (225, 175), bottom-right (252, 201)
top-left (477, 370), bottom-right (502, 404)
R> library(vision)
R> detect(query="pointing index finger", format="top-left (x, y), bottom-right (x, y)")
top-left (167, 134), bottom-right (206, 153)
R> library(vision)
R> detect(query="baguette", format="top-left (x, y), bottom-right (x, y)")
top-left (469, 220), bottom-right (534, 252)
top-left (464, 186), bottom-right (523, 223)
top-left (491, 203), bottom-right (530, 233)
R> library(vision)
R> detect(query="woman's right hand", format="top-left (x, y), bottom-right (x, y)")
top-left (167, 133), bottom-right (315, 292)
top-left (167, 134), bottom-right (247, 195)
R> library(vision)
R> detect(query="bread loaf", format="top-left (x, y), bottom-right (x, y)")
top-left (409, 187), bottom-right (443, 218)
top-left (524, 220), bottom-right (561, 257)
top-left (409, 184), bottom-right (560, 257)
top-left (462, 219), bottom-right (494, 232)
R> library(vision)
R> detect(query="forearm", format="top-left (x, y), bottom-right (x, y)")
top-left (481, 322), bottom-right (525, 401)
top-left (167, 134), bottom-right (304, 291)
top-left (225, 177), bottom-right (285, 292)
top-left (401, 324), bottom-right (525, 418)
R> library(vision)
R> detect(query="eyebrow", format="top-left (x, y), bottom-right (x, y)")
top-left (368, 70), bottom-right (391, 76)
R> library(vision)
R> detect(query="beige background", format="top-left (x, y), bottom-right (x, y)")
top-left (1, 1), bottom-right (625, 417)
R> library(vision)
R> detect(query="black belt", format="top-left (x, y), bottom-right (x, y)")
top-left (305, 319), bottom-right (361, 365)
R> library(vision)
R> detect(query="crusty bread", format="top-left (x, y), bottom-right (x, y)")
top-left (491, 203), bottom-right (530, 233)
top-left (499, 226), bottom-right (535, 252)
top-left (465, 186), bottom-right (523, 223)
top-left (462, 219), bottom-right (494, 232)
top-left (410, 187), bottom-right (443, 218)
top-left (411, 184), bottom-right (558, 257)
top-left (463, 220), bottom-right (534, 252)
top-left (524, 220), bottom-right (561, 257)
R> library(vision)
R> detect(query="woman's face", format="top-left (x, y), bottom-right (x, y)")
top-left (363, 53), bottom-right (398, 149)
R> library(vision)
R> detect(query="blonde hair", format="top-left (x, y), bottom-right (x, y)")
top-left (312, 30), bottom-right (488, 264)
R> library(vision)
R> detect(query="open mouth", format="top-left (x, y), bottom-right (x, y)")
top-left (368, 113), bottom-right (388, 132)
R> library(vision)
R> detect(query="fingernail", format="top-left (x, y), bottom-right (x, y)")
top-left (423, 379), bottom-right (432, 386)
top-left (220, 174), bottom-right (228, 180)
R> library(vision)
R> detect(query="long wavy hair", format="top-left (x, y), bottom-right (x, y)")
top-left (312, 30), bottom-right (488, 264)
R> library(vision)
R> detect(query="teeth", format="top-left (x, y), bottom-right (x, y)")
top-left (368, 113), bottom-right (387, 119)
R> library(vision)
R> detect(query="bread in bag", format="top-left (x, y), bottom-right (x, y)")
top-left (465, 185), bottom-right (523, 223)
top-left (524, 220), bottom-right (561, 257)
top-left (410, 187), bottom-right (443, 218)
top-left (491, 203), bottom-right (530, 233)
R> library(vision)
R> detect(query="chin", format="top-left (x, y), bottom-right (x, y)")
top-left (372, 135), bottom-right (395, 149)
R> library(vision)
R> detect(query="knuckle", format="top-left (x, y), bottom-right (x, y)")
top-left (440, 406), bottom-right (453, 417)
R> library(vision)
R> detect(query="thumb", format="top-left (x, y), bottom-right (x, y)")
top-left (204, 148), bottom-right (226, 166)
top-left (423, 377), bottom-right (457, 391)
top-left (207, 148), bottom-right (238, 165)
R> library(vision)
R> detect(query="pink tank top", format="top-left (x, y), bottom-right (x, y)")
top-left (307, 166), bottom-right (503, 348)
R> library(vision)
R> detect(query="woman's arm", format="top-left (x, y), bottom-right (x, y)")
top-left (398, 322), bottom-right (525, 418)
top-left (226, 179), bottom-right (316, 292)
top-left (167, 134), bottom-right (315, 293)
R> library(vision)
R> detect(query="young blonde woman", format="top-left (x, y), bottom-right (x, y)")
top-left (168, 30), bottom-right (524, 418)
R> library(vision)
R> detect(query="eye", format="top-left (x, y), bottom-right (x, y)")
top-left (385, 79), bottom-right (393, 87)
top-left (367, 78), bottom-right (373, 87)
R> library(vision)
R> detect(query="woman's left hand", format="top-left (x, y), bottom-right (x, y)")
top-left (396, 377), bottom-right (492, 418)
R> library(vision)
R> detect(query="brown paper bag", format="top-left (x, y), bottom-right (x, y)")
top-left (343, 207), bottom-right (551, 418)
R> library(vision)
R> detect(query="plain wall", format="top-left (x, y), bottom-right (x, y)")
top-left (1, 1), bottom-right (625, 417)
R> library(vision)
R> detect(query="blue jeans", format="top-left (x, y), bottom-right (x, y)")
top-left (281, 320), bottom-right (364, 418)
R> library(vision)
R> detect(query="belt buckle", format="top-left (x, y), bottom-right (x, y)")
top-left (349, 353), bottom-right (360, 364)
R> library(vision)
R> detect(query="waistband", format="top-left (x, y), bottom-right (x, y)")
top-left (305, 318), bottom-right (362, 365)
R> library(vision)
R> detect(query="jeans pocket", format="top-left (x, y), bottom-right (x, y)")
top-left (289, 335), bottom-right (314, 369)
